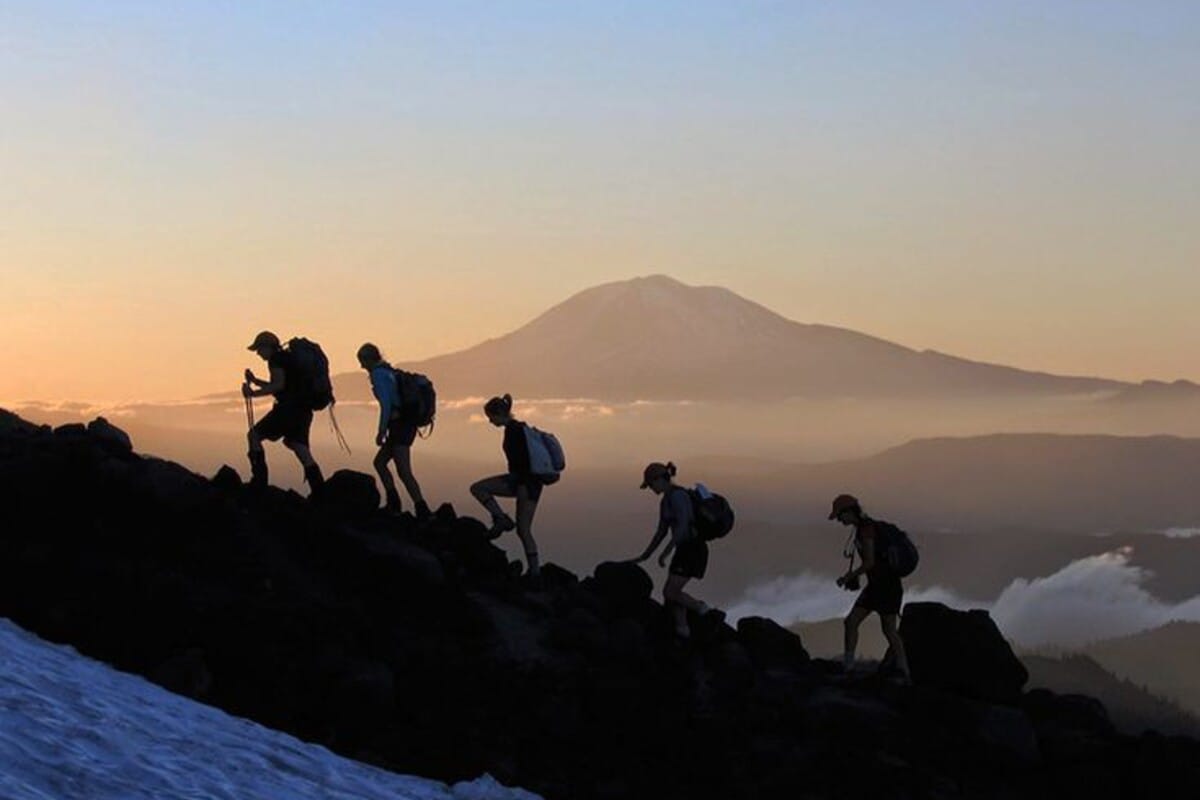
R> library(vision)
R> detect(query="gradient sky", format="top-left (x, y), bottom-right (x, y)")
top-left (3, 1), bottom-right (1198, 403)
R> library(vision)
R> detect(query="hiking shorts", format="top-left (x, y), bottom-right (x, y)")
top-left (254, 403), bottom-right (314, 447)
top-left (669, 538), bottom-right (709, 580)
top-left (385, 417), bottom-right (418, 448)
top-left (483, 473), bottom-right (545, 504)
top-left (854, 572), bottom-right (903, 616)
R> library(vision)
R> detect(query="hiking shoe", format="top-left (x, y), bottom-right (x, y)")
top-left (384, 491), bottom-right (403, 515)
top-left (488, 514), bottom-right (516, 540)
top-left (415, 500), bottom-right (432, 523)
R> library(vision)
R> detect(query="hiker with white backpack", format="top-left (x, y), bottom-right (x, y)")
top-left (242, 331), bottom-right (329, 497)
top-left (830, 493), bottom-right (916, 684)
top-left (356, 343), bottom-right (434, 521)
top-left (629, 462), bottom-right (733, 639)
top-left (469, 394), bottom-right (564, 581)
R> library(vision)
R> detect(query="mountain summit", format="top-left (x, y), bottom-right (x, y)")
top-left (339, 275), bottom-right (1124, 401)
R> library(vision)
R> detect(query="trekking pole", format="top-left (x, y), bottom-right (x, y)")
top-left (244, 389), bottom-right (255, 431)
top-left (328, 403), bottom-right (351, 455)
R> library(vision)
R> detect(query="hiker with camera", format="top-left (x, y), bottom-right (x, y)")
top-left (357, 343), bottom-right (433, 520)
top-left (830, 494), bottom-right (916, 684)
top-left (630, 462), bottom-right (733, 640)
top-left (243, 331), bottom-right (327, 496)
top-left (470, 394), bottom-right (565, 583)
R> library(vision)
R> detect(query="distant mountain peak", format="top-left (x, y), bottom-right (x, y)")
top-left (331, 275), bottom-right (1130, 402)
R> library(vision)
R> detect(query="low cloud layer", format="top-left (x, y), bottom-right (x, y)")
top-left (730, 548), bottom-right (1200, 650)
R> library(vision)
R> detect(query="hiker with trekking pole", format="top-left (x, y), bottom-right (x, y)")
top-left (243, 331), bottom-right (342, 498)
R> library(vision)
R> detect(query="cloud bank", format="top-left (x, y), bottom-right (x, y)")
top-left (729, 548), bottom-right (1200, 650)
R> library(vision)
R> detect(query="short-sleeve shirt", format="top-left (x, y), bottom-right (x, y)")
top-left (268, 350), bottom-right (301, 406)
top-left (660, 488), bottom-right (695, 545)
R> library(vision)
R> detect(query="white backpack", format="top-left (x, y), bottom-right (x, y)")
top-left (524, 425), bottom-right (566, 482)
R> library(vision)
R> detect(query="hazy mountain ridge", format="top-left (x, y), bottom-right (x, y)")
top-left (1081, 623), bottom-right (1200, 717)
top-left (332, 275), bottom-right (1128, 403)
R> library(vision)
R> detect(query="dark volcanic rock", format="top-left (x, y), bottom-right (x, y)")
top-left (321, 469), bottom-right (380, 518)
top-left (211, 464), bottom-right (243, 493)
top-left (591, 560), bottom-right (653, 614)
top-left (737, 616), bottom-right (810, 671)
top-left (901, 602), bottom-right (1029, 705)
top-left (1, 408), bottom-right (1198, 800)
top-left (87, 416), bottom-right (133, 455)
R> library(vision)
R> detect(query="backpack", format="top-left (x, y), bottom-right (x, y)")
top-left (524, 425), bottom-right (566, 484)
top-left (392, 369), bottom-right (437, 432)
top-left (872, 520), bottom-right (920, 577)
top-left (687, 484), bottom-right (735, 541)
top-left (286, 338), bottom-right (334, 411)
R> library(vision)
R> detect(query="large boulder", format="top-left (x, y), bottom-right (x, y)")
top-left (211, 464), bottom-right (243, 493)
top-left (900, 602), bottom-right (1028, 705)
top-left (87, 416), bottom-right (133, 455)
top-left (737, 616), bottom-right (810, 671)
top-left (591, 561), bottom-right (653, 615)
top-left (320, 470), bottom-right (380, 519)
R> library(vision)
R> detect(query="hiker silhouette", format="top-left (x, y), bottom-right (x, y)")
top-left (357, 343), bottom-right (432, 520)
top-left (831, 494), bottom-right (914, 684)
top-left (469, 394), bottom-right (562, 582)
top-left (243, 331), bottom-right (326, 496)
top-left (629, 462), bottom-right (727, 639)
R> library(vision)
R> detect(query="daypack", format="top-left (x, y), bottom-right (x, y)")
top-left (688, 484), bottom-right (736, 542)
top-left (286, 337), bottom-right (334, 411)
top-left (393, 369), bottom-right (437, 432)
top-left (524, 425), bottom-right (566, 484)
top-left (872, 520), bottom-right (920, 577)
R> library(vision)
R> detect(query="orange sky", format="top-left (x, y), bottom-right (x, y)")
top-left (3, 2), bottom-right (1197, 403)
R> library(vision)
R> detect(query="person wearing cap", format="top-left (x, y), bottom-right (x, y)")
top-left (829, 494), bottom-right (911, 683)
top-left (629, 462), bottom-right (724, 639)
top-left (242, 331), bottom-right (325, 495)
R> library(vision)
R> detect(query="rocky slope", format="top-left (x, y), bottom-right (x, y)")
top-left (1, 409), bottom-right (1197, 799)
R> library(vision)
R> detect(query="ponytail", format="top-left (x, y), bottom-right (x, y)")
top-left (484, 393), bottom-right (514, 418)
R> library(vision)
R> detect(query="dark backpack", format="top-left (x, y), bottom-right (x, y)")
top-left (393, 369), bottom-right (436, 432)
top-left (286, 338), bottom-right (334, 411)
top-left (688, 488), bottom-right (736, 542)
top-left (872, 520), bottom-right (920, 577)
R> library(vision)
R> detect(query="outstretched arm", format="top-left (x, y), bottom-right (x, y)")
top-left (631, 519), bottom-right (670, 564)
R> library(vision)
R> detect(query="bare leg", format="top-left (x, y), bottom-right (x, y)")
top-left (880, 614), bottom-right (911, 680)
top-left (285, 439), bottom-right (323, 495)
top-left (470, 475), bottom-right (515, 519)
top-left (843, 605), bottom-right (871, 670)
top-left (374, 445), bottom-right (400, 507)
top-left (514, 485), bottom-right (539, 578)
top-left (664, 573), bottom-right (706, 637)
top-left (392, 445), bottom-right (425, 507)
top-left (284, 440), bottom-right (317, 469)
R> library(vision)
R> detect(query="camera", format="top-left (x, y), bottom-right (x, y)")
top-left (837, 574), bottom-right (861, 592)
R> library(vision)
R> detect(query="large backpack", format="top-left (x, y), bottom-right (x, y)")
top-left (393, 369), bottom-right (437, 433)
top-left (524, 425), bottom-right (566, 484)
top-left (688, 484), bottom-right (736, 542)
top-left (872, 520), bottom-right (920, 577)
top-left (286, 337), bottom-right (334, 411)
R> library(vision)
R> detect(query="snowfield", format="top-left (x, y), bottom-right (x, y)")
top-left (0, 619), bottom-right (540, 800)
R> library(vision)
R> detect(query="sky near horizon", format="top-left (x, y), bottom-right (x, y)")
top-left (2, 1), bottom-right (1198, 403)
